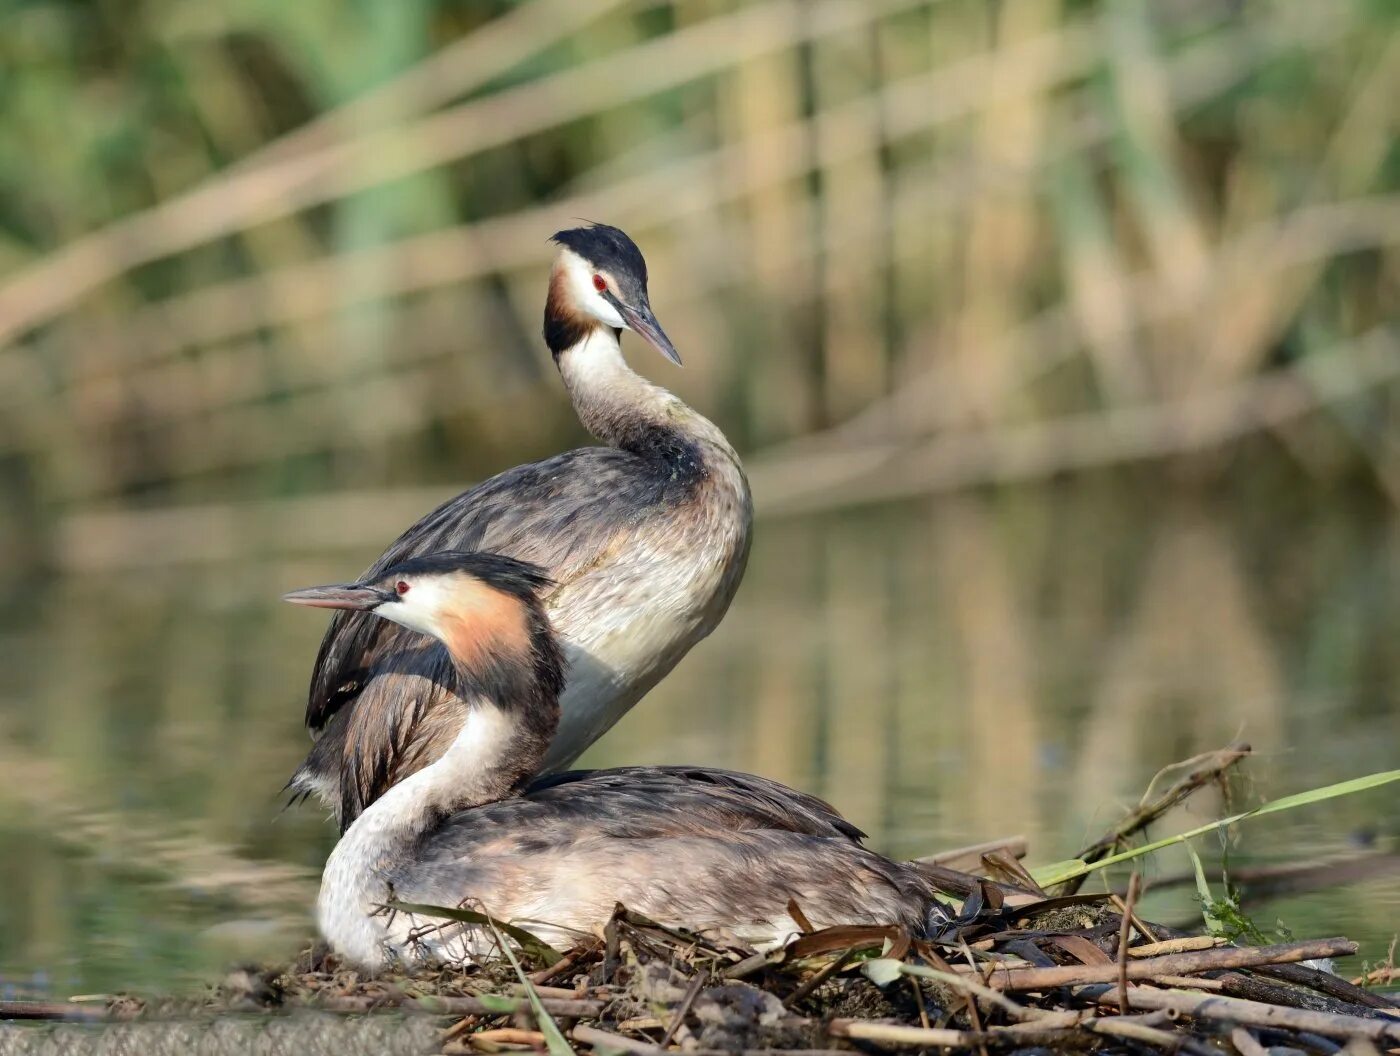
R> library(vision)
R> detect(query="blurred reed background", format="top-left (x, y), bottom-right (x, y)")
top-left (0, 0), bottom-right (1397, 993)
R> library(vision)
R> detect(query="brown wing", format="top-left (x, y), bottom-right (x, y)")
top-left (520, 766), bottom-right (868, 841)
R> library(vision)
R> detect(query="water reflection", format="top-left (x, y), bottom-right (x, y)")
top-left (0, 480), bottom-right (1396, 992)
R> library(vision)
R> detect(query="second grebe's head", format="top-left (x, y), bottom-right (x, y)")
top-left (544, 223), bottom-right (682, 366)
top-left (284, 552), bottom-right (564, 701)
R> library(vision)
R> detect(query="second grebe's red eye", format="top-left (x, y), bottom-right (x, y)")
top-left (592, 274), bottom-right (607, 292)
top-left (395, 580), bottom-right (410, 595)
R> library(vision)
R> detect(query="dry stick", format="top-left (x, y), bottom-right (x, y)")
top-left (984, 938), bottom-right (1357, 992)
top-left (1111, 891), bottom-right (1160, 945)
top-left (1118, 871), bottom-right (1142, 1014)
top-left (911, 861), bottom-right (1037, 902)
top-left (1150, 924), bottom-right (1397, 1014)
top-left (956, 941), bottom-right (993, 1056)
top-left (0, 1000), bottom-right (108, 1022)
top-left (831, 1013), bottom-right (1201, 1053)
top-left (1230, 1025), bottom-right (1272, 1056)
top-left (572, 1025), bottom-right (662, 1055)
top-left (657, 971), bottom-right (706, 1047)
top-left (323, 994), bottom-right (604, 1017)
top-left (908, 975), bottom-right (931, 1031)
top-left (468, 1027), bottom-right (549, 1047)
top-left (1096, 986), bottom-right (1400, 1044)
top-left (1257, 963), bottom-right (1400, 1014)
top-left (1063, 742), bottom-right (1251, 895)
top-left (1153, 975), bottom-right (1227, 991)
top-left (529, 941), bottom-right (601, 986)
top-left (895, 964), bottom-right (1078, 1027)
top-left (785, 948), bottom-right (856, 1009)
top-left (1129, 936), bottom-right (1227, 958)
top-left (829, 1020), bottom-right (984, 1047)
top-left (919, 836), bottom-right (1029, 868)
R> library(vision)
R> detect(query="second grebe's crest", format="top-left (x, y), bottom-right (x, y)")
top-left (545, 223), bottom-right (681, 365)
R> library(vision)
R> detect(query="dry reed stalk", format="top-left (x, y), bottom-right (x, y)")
top-left (1095, 986), bottom-right (1400, 1044)
top-left (753, 324), bottom-right (1400, 515)
top-left (751, 194), bottom-right (1400, 509)
top-left (224, 0), bottom-right (632, 175)
top-left (0, 0), bottom-right (931, 348)
top-left (5, 0), bottom-right (1329, 476)
top-left (983, 937), bottom-right (1358, 991)
top-left (10, 4), bottom-right (1114, 401)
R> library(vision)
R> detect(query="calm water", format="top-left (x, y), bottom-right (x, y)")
top-left (1, 476), bottom-right (1397, 994)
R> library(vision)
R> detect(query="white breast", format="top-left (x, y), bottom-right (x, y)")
top-left (541, 453), bottom-right (751, 768)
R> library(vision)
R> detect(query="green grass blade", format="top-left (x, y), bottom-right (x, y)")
top-left (1184, 840), bottom-right (1225, 936)
top-left (1041, 770), bottom-right (1400, 886)
top-left (1029, 859), bottom-right (1087, 886)
top-left (485, 917), bottom-right (577, 1056)
top-left (389, 900), bottom-right (562, 966)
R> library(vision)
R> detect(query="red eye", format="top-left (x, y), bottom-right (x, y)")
top-left (395, 580), bottom-right (410, 595)
top-left (592, 274), bottom-right (607, 292)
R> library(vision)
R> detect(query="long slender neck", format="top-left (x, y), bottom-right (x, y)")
top-left (556, 328), bottom-right (736, 463)
top-left (319, 685), bottom-right (552, 962)
top-left (344, 634), bottom-right (560, 843)
top-left (555, 327), bottom-right (675, 449)
top-left (342, 686), bottom-right (554, 856)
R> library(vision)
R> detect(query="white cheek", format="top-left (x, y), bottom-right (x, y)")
top-left (561, 249), bottom-right (626, 328)
top-left (374, 583), bottom-right (446, 640)
top-left (589, 293), bottom-right (626, 328)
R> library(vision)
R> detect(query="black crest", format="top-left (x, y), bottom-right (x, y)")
top-left (379, 551), bottom-right (554, 601)
top-left (551, 223), bottom-right (649, 289)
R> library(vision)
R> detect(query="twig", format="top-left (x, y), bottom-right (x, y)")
top-left (983, 937), bottom-right (1358, 992)
top-left (571, 1025), bottom-right (663, 1055)
top-left (829, 1020), bottom-right (977, 1047)
top-left (529, 940), bottom-right (601, 986)
top-left (467, 1027), bottom-right (549, 1050)
top-left (1231, 1025), bottom-right (1272, 1056)
top-left (658, 971), bottom-right (706, 1046)
top-left (1064, 743), bottom-right (1251, 894)
top-left (1258, 962), bottom-right (1400, 1014)
top-left (832, 1013), bottom-right (1202, 1052)
top-left (917, 836), bottom-right (1029, 868)
top-left (320, 995), bottom-right (605, 1017)
top-left (0, 1000), bottom-right (108, 1022)
top-left (886, 963), bottom-right (1078, 1026)
top-left (1096, 986), bottom-right (1400, 1044)
top-left (1118, 871), bottom-right (1142, 1014)
top-left (1150, 925), bottom-right (1397, 1013)
top-left (1129, 936), bottom-right (1227, 958)
top-left (785, 949), bottom-right (856, 1009)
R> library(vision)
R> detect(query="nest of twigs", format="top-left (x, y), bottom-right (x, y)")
top-left (3, 744), bottom-right (1398, 1056)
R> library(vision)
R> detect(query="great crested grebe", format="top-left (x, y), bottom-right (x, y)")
top-left (293, 224), bottom-right (752, 830)
top-left (284, 553), bottom-right (942, 969)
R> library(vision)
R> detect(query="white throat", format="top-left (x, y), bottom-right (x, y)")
top-left (317, 701), bottom-right (519, 966)
top-left (555, 327), bottom-right (679, 446)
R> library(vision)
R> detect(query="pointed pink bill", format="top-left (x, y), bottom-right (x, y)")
top-left (282, 583), bottom-right (392, 611)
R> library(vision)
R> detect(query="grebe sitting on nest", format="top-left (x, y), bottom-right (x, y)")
top-left (285, 553), bottom-right (943, 969)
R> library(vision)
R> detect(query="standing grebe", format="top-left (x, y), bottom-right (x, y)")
top-left (285, 554), bottom-right (941, 969)
top-left (293, 224), bottom-right (752, 829)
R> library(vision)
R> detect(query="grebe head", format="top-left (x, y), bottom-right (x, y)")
top-left (284, 552), bottom-right (564, 701)
top-left (545, 223), bottom-right (681, 365)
